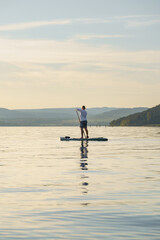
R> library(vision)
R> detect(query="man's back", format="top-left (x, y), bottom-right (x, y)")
top-left (76, 108), bottom-right (87, 121)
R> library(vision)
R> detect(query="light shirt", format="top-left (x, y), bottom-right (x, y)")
top-left (76, 108), bottom-right (87, 121)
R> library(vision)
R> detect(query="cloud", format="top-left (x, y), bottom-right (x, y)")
top-left (0, 36), bottom-right (160, 98)
top-left (0, 19), bottom-right (72, 31)
top-left (116, 15), bottom-right (160, 28)
top-left (0, 18), bottom-right (111, 32)
top-left (0, 15), bottom-right (159, 32)
top-left (0, 36), bottom-right (159, 109)
top-left (0, 14), bottom-right (159, 108)
top-left (126, 19), bottom-right (160, 27)
top-left (1, 60), bottom-right (159, 109)
top-left (75, 18), bottom-right (111, 24)
top-left (0, 37), bottom-right (160, 73)
top-left (75, 34), bottom-right (126, 40)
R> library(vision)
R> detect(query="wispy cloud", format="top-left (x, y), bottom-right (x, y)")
top-left (0, 36), bottom-right (159, 108)
top-left (126, 19), bottom-right (160, 27)
top-left (0, 17), bottom-right (112, 32)
top-left (75, 34), bottom-right (126, 40)
top-left (0, 19), bottom-right (72, 31)
top-left (75, 18), bottom-right (111, 24)
top-left (0, 18), bottom-right (111, 32)
top-left (0, 37), bottom-right (159, 73)
top-left (77, 15), bottom-right (160, 28)
top-left (0, 15), bottom-right (159, 32)
top-left (116, 15), bottom-right (160, 28)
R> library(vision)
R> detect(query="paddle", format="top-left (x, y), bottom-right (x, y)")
top-left (76, 110), bottom-right (86, 138)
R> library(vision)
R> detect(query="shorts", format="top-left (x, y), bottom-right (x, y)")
top-left (80, 120), bottom-right (87, 129)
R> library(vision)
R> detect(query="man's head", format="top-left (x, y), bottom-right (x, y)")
top-left (82, 105), bottom-right (86, 110)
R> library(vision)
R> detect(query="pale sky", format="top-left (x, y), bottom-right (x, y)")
top-left (0, 0), bottom-right (160, 109)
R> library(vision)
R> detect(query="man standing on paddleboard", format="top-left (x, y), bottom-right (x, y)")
top-left (76, 106), bottom-right (89, 139)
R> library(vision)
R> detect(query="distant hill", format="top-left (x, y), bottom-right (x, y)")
top-left (0, 107), bottom-right (117, 126)
top-left (0, 108), bottom-right (30, 118)
top-left (16, 107), bottom-right (117, 117)
top-left (89, 107), bottom-right (147, 125)
top-left (0, 107), bottom-right (116, 118)
top-left (110, 104), bottom-right (160, 126)
top-left (0, 106), bottom-right (148, 126)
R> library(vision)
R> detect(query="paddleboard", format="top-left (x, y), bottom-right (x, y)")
top-left (60, 136), bottom-right (108, 141)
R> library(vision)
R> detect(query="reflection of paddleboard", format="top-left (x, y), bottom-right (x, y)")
top-left (60, 136), bottom-right (108, 141)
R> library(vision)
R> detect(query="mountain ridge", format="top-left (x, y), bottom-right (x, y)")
top-left (110, 104), bottom-right (160, 126)
top-left (0, 106), bottom-right (149, 126)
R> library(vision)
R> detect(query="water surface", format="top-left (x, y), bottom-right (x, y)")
top-left (0, 127), bottom-right (160, 239)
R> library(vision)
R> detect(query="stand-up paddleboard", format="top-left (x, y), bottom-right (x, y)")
top-left (60, 136), bottom-right (108, 141)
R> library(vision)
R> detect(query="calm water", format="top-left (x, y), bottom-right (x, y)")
top-left (0, 126), bottom-right (160, 239)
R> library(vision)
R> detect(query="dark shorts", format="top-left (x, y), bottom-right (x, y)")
top-left (80, 120), bottom-right (87, 129)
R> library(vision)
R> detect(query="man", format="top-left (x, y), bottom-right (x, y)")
top-left (76, 106), bottom-right (89, 139)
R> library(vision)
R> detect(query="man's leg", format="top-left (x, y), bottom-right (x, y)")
top-left (84, 128), bottom-right (89, 138)
top-left (81, 128), bottom-right (83, 138)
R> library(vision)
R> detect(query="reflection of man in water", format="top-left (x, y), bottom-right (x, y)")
top-left (80, 142), bottom-right (89, 193)
top-left (80, 141), bottom-right (88, 160)
top-left (80, 141), bottom-right (88, 170)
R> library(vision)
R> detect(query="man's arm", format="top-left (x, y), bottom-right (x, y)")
top-left (75, 108), bottom-right (82, 112)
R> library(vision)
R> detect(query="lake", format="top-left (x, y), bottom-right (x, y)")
top-left (0, 126), bottom-right (160, 239)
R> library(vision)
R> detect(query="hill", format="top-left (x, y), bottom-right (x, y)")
top-left (89, 108), bottom-right (147, 125)
top-left (110, 104), bottom-right (160, 126)
top-left (0, 106), bottom-right (148, 126)
top-left (0, 107), bottom-right (116, 126)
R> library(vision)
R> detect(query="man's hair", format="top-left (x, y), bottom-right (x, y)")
top-left (82, 105), bottom-right (85, 109)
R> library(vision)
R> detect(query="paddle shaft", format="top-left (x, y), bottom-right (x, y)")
top-left (76, 110), bottom-right (86, 138)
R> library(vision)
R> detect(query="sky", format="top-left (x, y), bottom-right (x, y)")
top-left (0, 0), bottom-right (160, 109)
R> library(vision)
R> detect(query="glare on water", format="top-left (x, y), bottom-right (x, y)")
top-left (0, 127), bottom-right (160, 239)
